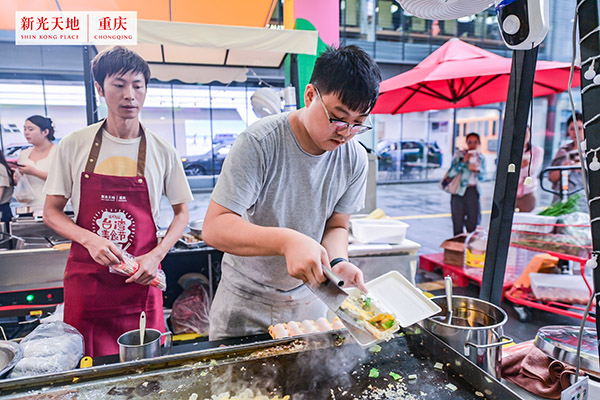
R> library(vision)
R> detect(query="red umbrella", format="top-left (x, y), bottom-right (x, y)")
top-left (372, 38), bottom-right (580, 114)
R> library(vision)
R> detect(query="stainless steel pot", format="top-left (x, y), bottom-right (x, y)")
top-left (117, 329), bottom-right (172, 362)
top-left (422, 295), bottom-right (513, 378)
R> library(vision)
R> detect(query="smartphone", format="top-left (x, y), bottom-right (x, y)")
top-left (568, 150), bottom-right (580, 162)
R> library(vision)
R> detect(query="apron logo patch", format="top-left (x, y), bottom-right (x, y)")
top-left (100, 194), bottom-right (127, 202)
top-left (93, 209), bottom-right (135, 247)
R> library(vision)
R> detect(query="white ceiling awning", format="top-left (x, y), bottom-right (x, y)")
top-left (98, 19), bottom-right (318, 84)
top-left (149, 64), bottom-right (248, 85)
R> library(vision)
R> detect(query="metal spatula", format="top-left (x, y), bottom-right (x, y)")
top-left (307, 266), bottom-right (377, 345)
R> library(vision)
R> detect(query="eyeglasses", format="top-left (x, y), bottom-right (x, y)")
top-left (314, 86), bottom-right (372, 135)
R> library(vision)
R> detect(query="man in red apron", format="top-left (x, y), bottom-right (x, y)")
top-left (43, 47), bottom-right (192, 357)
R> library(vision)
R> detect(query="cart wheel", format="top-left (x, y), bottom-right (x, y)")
top-left (513, 306), bottom-right (531, 322)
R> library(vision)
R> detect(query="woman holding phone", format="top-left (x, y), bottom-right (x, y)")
top-left (16, 115), bottom-right (57, 215)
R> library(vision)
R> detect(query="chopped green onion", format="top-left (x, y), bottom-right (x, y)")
top-left (369, 368), bottom-right (379, 378)
top-left (389, 372), bottom-right (402, 381)
top-left (382, 319), bottom-right (395, 330)
top-left (363, 297), bottom-right (372, 309)
top-left (368, 344), bottom-right (382, 353)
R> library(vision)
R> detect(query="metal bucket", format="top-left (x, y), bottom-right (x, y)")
top-left (422, 295), bottom-right (512, 378)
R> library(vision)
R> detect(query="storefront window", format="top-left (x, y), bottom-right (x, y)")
top-left (0, 79), bottom-right (87, 151)
top-left (0, 76), bottom-right (281, 189)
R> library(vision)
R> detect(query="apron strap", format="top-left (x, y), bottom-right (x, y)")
top-left (85, 120), bottom-right (147, 176)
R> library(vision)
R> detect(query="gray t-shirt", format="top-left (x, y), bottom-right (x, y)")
top-left (211, 112), bottom-right (368, 301)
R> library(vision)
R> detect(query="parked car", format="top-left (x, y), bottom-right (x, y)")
top-left (182, 143), bottom-right (232, 176)
top-left (377, 139), bottom-right (443, 173)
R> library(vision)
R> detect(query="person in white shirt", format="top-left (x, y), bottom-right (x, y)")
top-left (16, 115), bottom-right (57, 215)
top-left (44, 46), bottom-right (193, 357)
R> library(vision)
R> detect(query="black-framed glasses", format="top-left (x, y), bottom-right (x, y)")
top-left (314, 87), bottom-right (372, 135)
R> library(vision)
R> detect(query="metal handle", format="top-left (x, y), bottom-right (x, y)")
top-left (444, 276), bottom-right (452, 311)
top-left (466, 335), bottom-right (513, 349)
top-left (322, 265), bottom-right (345, 287)
top-left (540, 165), bottom-right (585, 197)
top-left (160, 331), bottom-right (173, 355)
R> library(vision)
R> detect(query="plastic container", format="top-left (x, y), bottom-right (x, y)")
top-left (350, 219), bottom-right (409, 244)
top-left (529, 272), bottom-right (590, 305)
top-left (327, 271), bottom-right (441, 346)
top-left (512, 213), bottom-right (558, 234)
top-left (464, 226), bottom-right (487, 268)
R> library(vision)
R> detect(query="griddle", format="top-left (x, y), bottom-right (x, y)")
top-left (0, 326), bottom-right (521, 399)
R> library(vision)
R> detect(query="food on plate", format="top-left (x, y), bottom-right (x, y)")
top-left (182, 232), bottom-right (202, 243)
top-left (339, 292), bottom-right (398, 341)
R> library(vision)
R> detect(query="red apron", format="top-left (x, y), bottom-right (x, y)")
top-left (64, 122), bottom-right (165, 357)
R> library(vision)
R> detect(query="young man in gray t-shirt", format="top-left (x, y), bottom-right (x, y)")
top-left (203, 45), bottom-right (382, 340)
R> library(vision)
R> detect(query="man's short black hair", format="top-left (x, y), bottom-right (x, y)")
top-left (91, 46), bottom-right (151, 89)
top-left (466, 132), bottom-right (480, 142)
top-left (566, 112), bottom-right (583, 127)
top-left (310, 45), bottom-right (381, 114)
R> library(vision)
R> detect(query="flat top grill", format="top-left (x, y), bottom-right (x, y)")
top-left (0, 327), bottom-right (520, 400)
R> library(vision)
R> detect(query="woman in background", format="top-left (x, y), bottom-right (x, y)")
top-left (16, 115), bottom-right (57, 215)
top-left (516, 126), bottom-right (544, 212)
top-left (0, 151), bottom-right (15, 230)
top-left (447, 132), bottom-right (487, 236)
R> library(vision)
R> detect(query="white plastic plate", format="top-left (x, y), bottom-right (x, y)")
top-left (328, 271), bottom-right (441, 346)
top-left (364, 271), bottom-right (441, 328)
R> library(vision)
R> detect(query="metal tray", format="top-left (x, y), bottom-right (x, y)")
top-left (0, 327), bottom-right (521, 399)
top-left (535, 325), bottom-right (599, 375)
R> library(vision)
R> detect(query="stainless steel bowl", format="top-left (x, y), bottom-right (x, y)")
top-left (0, 341), bottom-right (23, 377)
top-left (188, 219), bottom-right (204, 239)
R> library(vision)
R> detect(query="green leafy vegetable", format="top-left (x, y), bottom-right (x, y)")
top-left (369, 368), bottom-right (379, 378)
top-left (389, 372), bottom-right (402, 381)
top-left (363, 297), bottom-right (372, 309)
top-left (538, 194), bottom-right (580, 216)
top-left (368, 344), bottom-right (382, 353)
top-left (382, 319), bottom-right (395, 330)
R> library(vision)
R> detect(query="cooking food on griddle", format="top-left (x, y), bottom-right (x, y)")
top-left (203, 389), bottom-right (290, 400)
top-left (268, 317), bottom-right (345, 339)
top-left (339, 292), bottom-right (398, 341)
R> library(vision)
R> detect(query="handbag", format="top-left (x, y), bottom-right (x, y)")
top-left (14, 170), bottom-right (35, 203)
top-left (440, 169), bottom-right (462, 195)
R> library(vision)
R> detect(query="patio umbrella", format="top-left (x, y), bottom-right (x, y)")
top-left (371, 38), bottom-right (580, 114)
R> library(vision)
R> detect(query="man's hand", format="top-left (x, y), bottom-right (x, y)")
top-left (282, 231), bottom-right (328, 287)
top-left (331, 261), bottom-right (368, 293)
top-left (84, 235), bottom-right (123, 266)
top-left (126, 251), bottom-right (162, 286)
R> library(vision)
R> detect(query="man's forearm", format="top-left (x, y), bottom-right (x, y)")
top-left (43, 206), bottom-right (96, 247)
top-left (321, 226), bottom-right (349, 260)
